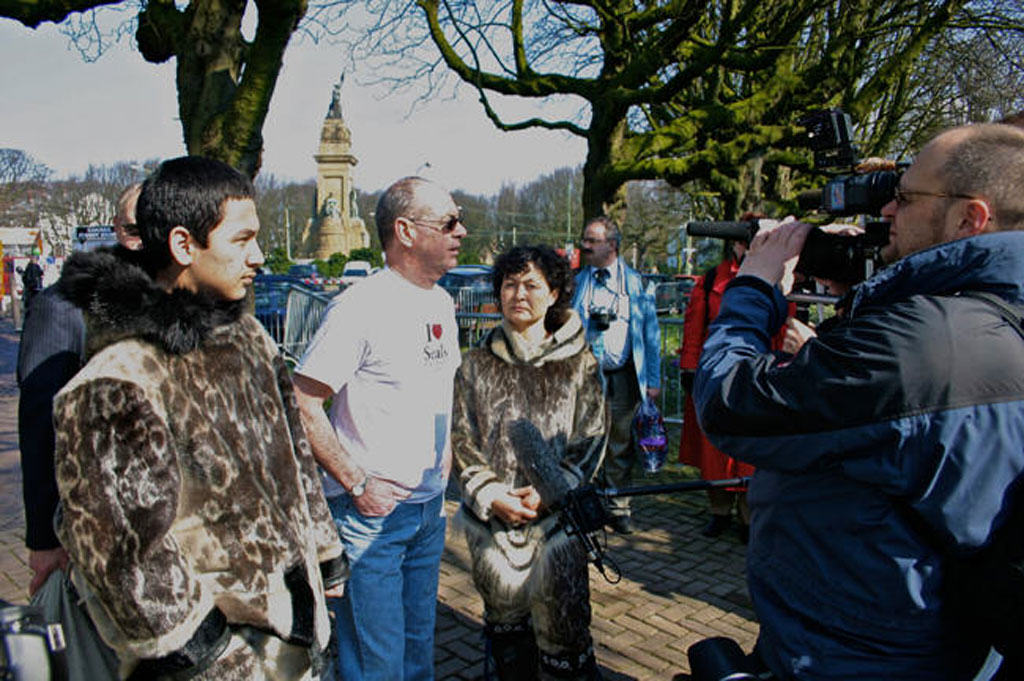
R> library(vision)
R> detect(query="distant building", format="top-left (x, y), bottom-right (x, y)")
top-left (40, 191), bottom-right (115, 256)
top-left (0, 227), bottom-right (43, 258)
top-left (4, 190), bottom-right (117, 257)
top-left (300, 73), bottom-right (370, 259)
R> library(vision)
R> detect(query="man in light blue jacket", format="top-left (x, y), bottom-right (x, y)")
top-left (572, 215), bottom-right (660, 534)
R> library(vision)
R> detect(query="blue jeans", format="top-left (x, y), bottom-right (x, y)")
top-left (327, 493), bottom-right (447, 681)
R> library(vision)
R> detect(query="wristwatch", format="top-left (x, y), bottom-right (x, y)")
top-left (350, 475), bottom-right (368, 498)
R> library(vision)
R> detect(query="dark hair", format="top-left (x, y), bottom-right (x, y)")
top-left (492, 244), bottom-right (574, 333)
top-left (135, 156), bottom-right (254, 275)
top-left (584, 215), bottom-right (621, 250)
top-left (375, 176), bottom-right (433, 249)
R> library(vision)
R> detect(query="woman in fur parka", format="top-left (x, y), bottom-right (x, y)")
top-left (452, 245), bottom-right (608, 681)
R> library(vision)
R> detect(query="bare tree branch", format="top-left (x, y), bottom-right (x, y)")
top-left (0, 0), bottom-right (123, 28)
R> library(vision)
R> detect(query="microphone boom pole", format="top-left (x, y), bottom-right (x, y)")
top-left (600, 477), bottom-right (749, 499)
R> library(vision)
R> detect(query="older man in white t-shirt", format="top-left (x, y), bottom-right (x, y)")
top-left (293, 177), bottom-right (466, 681)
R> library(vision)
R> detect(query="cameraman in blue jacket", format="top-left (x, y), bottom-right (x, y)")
top-left (694, 123), bottom-right (1024, 680)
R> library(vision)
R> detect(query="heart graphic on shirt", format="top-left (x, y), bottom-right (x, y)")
top-left (432, 324), bottom-right (443, 339)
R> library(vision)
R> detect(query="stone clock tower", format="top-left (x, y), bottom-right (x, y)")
top-left (304, 73), bottom-right (370, 259)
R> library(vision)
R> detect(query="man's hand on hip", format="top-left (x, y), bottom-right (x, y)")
top-left (353, 476), bottom-right (411, 517)
top-left (28, 547), bottom-right (69, 596)
top-left (738, 219), bottom-right (814, 295)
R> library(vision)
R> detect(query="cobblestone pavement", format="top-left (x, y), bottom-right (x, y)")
top-left (436, 489), bottom-right (757, 680)
top-left (0, 314), bottom-right (757, 679)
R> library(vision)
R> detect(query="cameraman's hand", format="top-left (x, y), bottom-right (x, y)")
top-left (492, 486), bottom-right (540, 527)
top-left (782, 318), bottom-right (817, 354)
top-left (738, 218), bottom-right (814, 295)
top-left (854, 156), bottom-right (897, 173)
top-left (353, 476), bottom-right (411, 517)
top-left (820, 222), bottom-right (863, 237)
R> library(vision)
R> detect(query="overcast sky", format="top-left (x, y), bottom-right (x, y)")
top-left (0, 18), bottom-right (587, 195)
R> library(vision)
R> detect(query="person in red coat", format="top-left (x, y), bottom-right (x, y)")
top-left (679, 239), bottom-right (799, 540)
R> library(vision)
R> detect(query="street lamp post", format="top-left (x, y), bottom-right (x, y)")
top-left (285, 207), bottom-right (292, 261)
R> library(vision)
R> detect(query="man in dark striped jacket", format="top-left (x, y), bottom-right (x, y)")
top-left (17, 183), bottom-right (141, 598)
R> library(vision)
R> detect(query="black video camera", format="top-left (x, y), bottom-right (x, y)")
top-left (685, 219), bottom-right (890, 283)
top-left (684, 110), bottom-right (897, 284)
top-left (799, 109), bottom-right (901, 216)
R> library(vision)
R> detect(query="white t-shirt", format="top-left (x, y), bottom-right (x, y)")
top-left (297, 268), bottom-right (461, 502)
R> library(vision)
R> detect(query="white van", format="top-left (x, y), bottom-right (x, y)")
top-left (340, 260), bottom-right (372, 286)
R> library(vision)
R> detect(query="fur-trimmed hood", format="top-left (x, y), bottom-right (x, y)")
top-left (483, 309), bottom-right (587, 367)
top-left (57, 247), bottom-right (244, 357)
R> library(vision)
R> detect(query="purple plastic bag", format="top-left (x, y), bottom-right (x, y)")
top-left (633, 398), bottom-right (668, 473)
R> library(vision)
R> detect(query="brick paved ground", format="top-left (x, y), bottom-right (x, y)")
top-left (436, 485), bottom-right (758, 680)
top-left (0, 313), bottom-right (758, 679)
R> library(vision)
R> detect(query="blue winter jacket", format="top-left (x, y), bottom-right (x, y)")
top-left (694, 231), bottom-right (1024, 680)
top-left (572, 260), bottom-right (661, 393)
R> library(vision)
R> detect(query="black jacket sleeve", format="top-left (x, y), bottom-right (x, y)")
top-left (16, 287), bottom-right (85, 550)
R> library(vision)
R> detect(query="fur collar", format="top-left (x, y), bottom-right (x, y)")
top-left (57, 247), bottom-right (245, 356)
top-left (485, 310), bottom-right (586, 366)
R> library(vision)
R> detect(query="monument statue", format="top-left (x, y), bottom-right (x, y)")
top-left (349, 187), bottom-right (360, 219)
top-left (325, 195), bottom-right (340, 218)
top-left (307, 72), bottom-right (370, 260)
top-left (328, 72), bottom-right (345, 119)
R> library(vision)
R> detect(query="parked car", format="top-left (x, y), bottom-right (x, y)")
top-left (643, 273), bottom-right (693, 315)
top-left (641, 272), bottom-right (673, 288)
top-left (340, 260), bottom-right (372, 286)
top-left (438, 265), bottom-right (496, 313)
top-left (253, 275), bottom-right (322, 342)
top-left (438, 265), bottom-right (497, 346)
top-left (676, 273), bottom-right (699, 297)
top-left (288, 263), bottom-right (325, 290)
top-left (438, 264), bottom-right (493, 292)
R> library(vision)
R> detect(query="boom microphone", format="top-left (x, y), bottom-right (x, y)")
top-left (507, 419), bottom-right (573, 508)
top-left (507, 419), bottom-right (617, 578)
top-left (685, 221), bottom-right (758, 242)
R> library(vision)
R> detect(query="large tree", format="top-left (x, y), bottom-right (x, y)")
top-left (0, 0), bottom-right (307, 177)
top-left (0, 148), bottom-right (51, 227)
top-left (327, 0), bottom-right (1021, 220)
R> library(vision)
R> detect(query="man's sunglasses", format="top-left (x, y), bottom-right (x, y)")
top-left (409, 208), bottom-right (463, 234)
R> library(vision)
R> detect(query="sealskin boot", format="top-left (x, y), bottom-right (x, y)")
top-left (486, 621), bottom-right (539, 681)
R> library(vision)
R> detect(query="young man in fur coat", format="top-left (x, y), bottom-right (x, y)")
top-left (52, 156), bottom-right (346, 681)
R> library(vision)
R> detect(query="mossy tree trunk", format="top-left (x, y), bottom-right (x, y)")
top-left (2, 0), bottom-right (307, 179)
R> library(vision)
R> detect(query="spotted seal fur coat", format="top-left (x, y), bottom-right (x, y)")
top-left (52, 247), bottom-right (345, 680)
top-left (452, 310), bottom-right (607, 675)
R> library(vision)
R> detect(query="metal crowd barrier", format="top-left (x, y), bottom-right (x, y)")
top-left (266, 285), bottom-right (688, 429)
top-left (659, 317), bottom-right (685, 427)
top-left (275, 286), bottom-right (337, 365)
